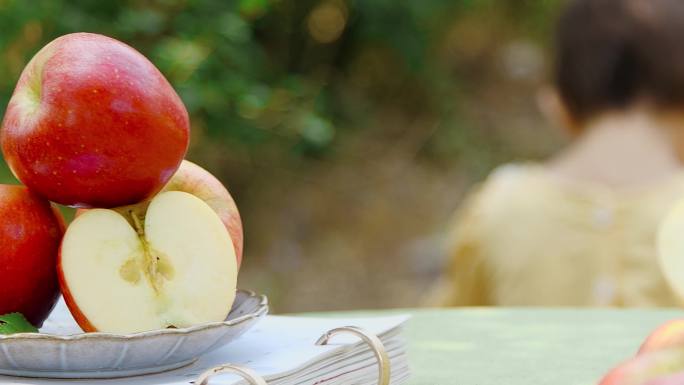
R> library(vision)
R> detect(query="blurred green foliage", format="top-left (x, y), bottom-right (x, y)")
top-left (0, 0), bottom-right (562, 181)
top-left (0, 0), bottom-right (570, 311)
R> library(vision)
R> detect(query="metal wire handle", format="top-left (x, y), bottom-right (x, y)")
top-left (195, 363), bottom-right (267, 385)
top-left (315, 325), bottom-right (391, 385)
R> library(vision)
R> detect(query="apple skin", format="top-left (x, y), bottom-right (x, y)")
top-left (638, 320), bottom-right (684, 354)
top-left (598, 319), bottom-right (684, 384)
top-left (644, 372), bottom-right (684, 385)
top-left (0, 185), bottom-right (64, 327)
top-left (57, 255), bottom-right (97, 332)
top-left (161, 160), bottom-right (243, 266)
top-left (74, 160), bottom-right (244, 267)
top-left (1, 32), bottom-right (189, 208)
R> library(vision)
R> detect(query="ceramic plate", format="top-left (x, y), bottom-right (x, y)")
top-left (0, 290), bottom-right (268, 379)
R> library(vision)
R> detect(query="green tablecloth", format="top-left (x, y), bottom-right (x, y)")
top-left (314, 308), bottom-right (684, 385)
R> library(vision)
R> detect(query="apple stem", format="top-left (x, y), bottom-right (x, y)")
top-left (129, 211), bottom-right (160, 293)
top-left (130, 210), bottom-right (145, 237)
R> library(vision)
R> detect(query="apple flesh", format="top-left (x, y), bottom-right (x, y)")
top-left (1, 32), bottom-right (189, 208)
top-left (0, 185), bottom-right (64, 327)
top-left (162, 160), bottom-right (243, 266)
top-left (59, 191), bottom-right (237, 333)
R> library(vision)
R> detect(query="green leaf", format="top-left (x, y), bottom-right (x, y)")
top-left (0, 313), bottom-right (38, 334)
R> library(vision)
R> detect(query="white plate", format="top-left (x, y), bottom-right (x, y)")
top-left (0, 290), bottom-right (268, 379)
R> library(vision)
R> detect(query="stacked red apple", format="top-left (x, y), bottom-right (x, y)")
top-left (0, 33), bottom-right (243, 333)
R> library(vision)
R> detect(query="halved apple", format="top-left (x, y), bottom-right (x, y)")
top-left (58, 191), bottom-right (237, 333)
top-left (658, 199), bottom-right (684, 301)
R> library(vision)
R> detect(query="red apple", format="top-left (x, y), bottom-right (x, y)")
top-left (0, 185), bottom-right (64, 327)
top-left (1, 32), bottom-right (189, 208)
top-left (59, 191), bottom-right (238, 333)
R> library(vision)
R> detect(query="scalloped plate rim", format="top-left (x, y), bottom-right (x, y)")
top-left (0, 289), bottom-right (268, 341)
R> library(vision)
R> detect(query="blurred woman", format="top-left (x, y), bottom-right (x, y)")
top-left (430, 0), bottom-right (684, 306)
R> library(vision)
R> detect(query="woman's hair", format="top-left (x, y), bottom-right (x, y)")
top-left (555, 0), bottom-right (684, 122)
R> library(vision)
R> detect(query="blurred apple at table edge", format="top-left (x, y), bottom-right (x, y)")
top-left (75, 160), bottom-right (244, 267)
top-left (596, 319), bottom-right (684, 384)
top-left (638, 319), bottom-right (684, 354)
top-left (0, 185), bottom-right (64, 327)
top-left (598, 346), bottom-right (684, 385)
top-left (0, 32), bottom-right (189, 208)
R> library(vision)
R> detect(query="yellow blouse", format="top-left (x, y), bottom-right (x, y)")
top-left (432, 163), bottom-right (684, 307)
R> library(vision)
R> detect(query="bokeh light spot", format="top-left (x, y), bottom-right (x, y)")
top-left (307, 1), bottom-right (348, 44)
